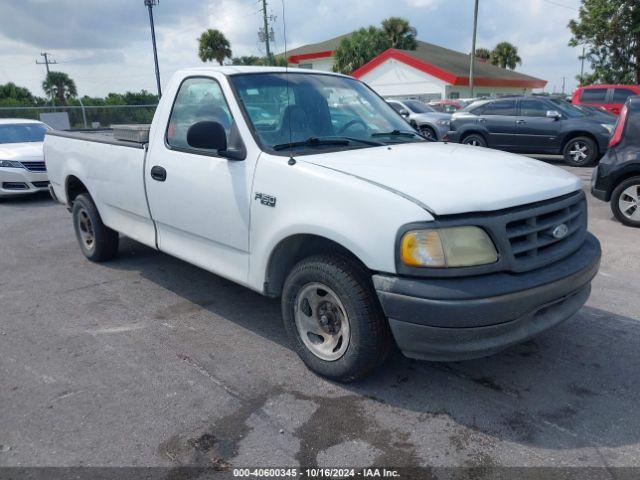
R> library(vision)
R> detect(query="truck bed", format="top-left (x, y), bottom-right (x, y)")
top-left (46, 129), bottom-right (147, 149)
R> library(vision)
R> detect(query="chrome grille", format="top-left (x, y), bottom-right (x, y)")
top-left (20, 161), bottom-right (46, 172)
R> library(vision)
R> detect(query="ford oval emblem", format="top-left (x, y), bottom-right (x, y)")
top-left (551, 224), bottom-right (569, 239)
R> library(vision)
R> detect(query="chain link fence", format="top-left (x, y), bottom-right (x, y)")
top-left (0, 104), bottom-right (158, 129)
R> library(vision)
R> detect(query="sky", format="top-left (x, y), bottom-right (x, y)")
top-left (0, 0), bottom-right (584, 98)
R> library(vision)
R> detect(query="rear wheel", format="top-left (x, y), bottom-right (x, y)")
top-left (281, 254), bottom-right (391, 382)
top-left (72, 194), bottom-right (119, 262)
top-left (563, 136), bottom-right (598, 167)
top-left (610, 177), bottom-right (640, 227)
top-left (462, 133), bottom-right (487, 147)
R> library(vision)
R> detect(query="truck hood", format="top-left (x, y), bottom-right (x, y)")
top-left (303, 142), bottom-right (582, 216)
top-left (0, 142), bottom-right (44, 161)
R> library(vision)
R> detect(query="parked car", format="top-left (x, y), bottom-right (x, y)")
top-left (446, 96), bottom-right (615, 166)
top-left (591, 97), bottom-right (640, 227)
top-left (0, 119), bottom-right (51, 198)
top-left (45, 67), bottom-right (601, 382)
top-left (386, 99), bottom-right (451, 141)
top-left (429, 99), bottom-right (464, 113)
top-left (572, 84), bottom-right (640, 116)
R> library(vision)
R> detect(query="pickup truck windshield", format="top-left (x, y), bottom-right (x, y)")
top-left (230, 72), bottom-right (424, 155)
top-left (0, 123), bottom-right (48, 144)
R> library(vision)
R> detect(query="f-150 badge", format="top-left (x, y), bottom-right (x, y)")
top-left (255, 193), bottom-right (276, 207)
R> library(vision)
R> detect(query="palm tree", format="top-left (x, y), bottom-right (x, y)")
top-left (381, 17), bottom-right (417, 50)
top-left (333, 27), bottom-right (391, 75)
top-left (198, 29), bottom-right (232, 65)
top-left (42, 71), bottom-right (77, 105)
top-left (489, 42), bottom-right (522, 70)
top-left (474, 47), bottom-right (491, 62)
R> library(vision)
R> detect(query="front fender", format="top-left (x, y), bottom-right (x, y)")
top-left (247, 156), bottom-right (432, 292)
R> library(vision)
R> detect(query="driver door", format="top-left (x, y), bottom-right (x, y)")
top-left (145, 76), bottom-right (254, 284)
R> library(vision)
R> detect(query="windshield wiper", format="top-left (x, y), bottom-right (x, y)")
top-left (272, 136), bottom-right (384, 151)
top-left (273, 137), bottom-right (349, 151)
top-left (371, 129), bottom-right (423, 139)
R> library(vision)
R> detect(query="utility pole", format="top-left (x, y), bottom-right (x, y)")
top-left (561, 76), bottom-right (566, 95)
top-left (579, 46), bottom-right (585, 85)
top-left (36, 52), bottom-right (57, 106)
top-left (469, 0), bottom-right (479, 98)
top-left (144, 0), bottom-right (162, 98)
top-left (260, 0), bottom-right (273, 64)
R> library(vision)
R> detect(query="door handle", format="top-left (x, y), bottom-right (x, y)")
top-left (150, 165), bottom-right (167, 182)
top-left (516, 119), bottom-right (526, 124)
top-left (477, 118), bottom-right (486, 123)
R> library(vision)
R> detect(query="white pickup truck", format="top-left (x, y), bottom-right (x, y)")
top-left (45, 66), bottom-right (601, 382)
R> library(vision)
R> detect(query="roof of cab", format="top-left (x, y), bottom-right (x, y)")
top-left (174, 65), bottom-right (348, 77)
top-left (0, 118), bottom-right (46, 125)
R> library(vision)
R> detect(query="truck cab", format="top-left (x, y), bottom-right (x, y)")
top-left (44, 67), bottom-right (601, 382)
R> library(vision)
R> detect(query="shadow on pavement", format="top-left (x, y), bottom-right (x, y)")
top-left (105, 237), bottom-right (639, 451)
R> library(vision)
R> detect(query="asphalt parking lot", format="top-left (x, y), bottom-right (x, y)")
top-left (1, 160), bottom-right (639, 473)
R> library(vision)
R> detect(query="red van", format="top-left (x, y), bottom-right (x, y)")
top-left (572, 84), bottom-right (640, 116)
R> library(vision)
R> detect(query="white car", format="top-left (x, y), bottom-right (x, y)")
top-left (0, 119), bottom-right (51, 198)
top-left (44, 67), bottom-right (601, 382)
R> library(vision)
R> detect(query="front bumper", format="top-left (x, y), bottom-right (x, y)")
top-left (373, 233), bottom-right (601, 361)
top-left (0, 167), bottom-right (49, 198)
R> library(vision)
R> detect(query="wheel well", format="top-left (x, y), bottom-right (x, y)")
top-left (612, 170), bottom-right (640, 194)
top-left (561, 132), bottom-right (599, 152)
top-left (460, 130), bottom-right (486, 143)
top-left (264, 234), bottom-right (365, 298)
top-left (66, 175), bottom-right (89, 205)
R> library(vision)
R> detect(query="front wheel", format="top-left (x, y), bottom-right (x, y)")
top-left (610, 176), bottom-right (640, 227)
top-left (563, 136), bottom-right (598, 167)
top-left (281, 254), bottom-right (391, 382)
top-left (419, 125), bottom-right (437, 141)
top-left (72, 194), bottom-right (119, 262)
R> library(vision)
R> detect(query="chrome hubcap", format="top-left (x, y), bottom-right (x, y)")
top-left (77, 208), bottom-right (95, 250)
top-left (466, 138), bottom-right (480, 146)
top-left (569, 141), bottom-right (590, 162)
top-left (619, 184), bottom-right (640, 221)
top-left (294, 283), bottom-right (350, 361)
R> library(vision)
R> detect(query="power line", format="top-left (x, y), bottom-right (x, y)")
top-left (539, 0), bottom-right (579, 11)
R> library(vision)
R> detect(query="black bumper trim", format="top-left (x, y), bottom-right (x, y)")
top-left (373, 234), bottom-right (600, 360)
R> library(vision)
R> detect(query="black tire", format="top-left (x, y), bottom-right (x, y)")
top-left (72, 193), bottom-right (119, 262)
top-left (610, 176), bottom-right (640, 228)
top-left (563, 136), bottom-right (598, 167)
top-left (281, 254), bottom-right (391, 382)
top-left (419, 125), bottom-right (437, 141)
top-left (461, 133), bottom-right (487, 147)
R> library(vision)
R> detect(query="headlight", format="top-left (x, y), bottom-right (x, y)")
top-left (0, 160), bottom-right (23, 168)
top-left (601, 123), bottom-right (614, 134)
top-left (436, 119), bottom-right (450, 127)
top-left (400, 226), bottom-right (498, 268)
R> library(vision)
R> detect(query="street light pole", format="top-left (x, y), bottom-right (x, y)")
top-left (144, 0), bottom-right (162, 98)
top-left (469, 0), bottom-right (479, 98)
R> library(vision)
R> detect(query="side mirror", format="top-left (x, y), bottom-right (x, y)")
top-left (546, 110), bottom-right (561, 120)
top-left (187, 121), bottom-right (227, 151)
top-left (399, 109), bottom-right (410, 118)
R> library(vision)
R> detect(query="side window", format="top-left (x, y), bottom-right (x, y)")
top-left (612, 88), bottom-right (636, 103)
top-left (580, 88), bottom-right (607, 104)
top-left (481, 100), bottom-right (517, 116)
top-left (166, 77), bottom-right (234, 150)
top-left (520, 100), bottom-right (548, 117)
top-left (388, 102), bottom-right (404, 113)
